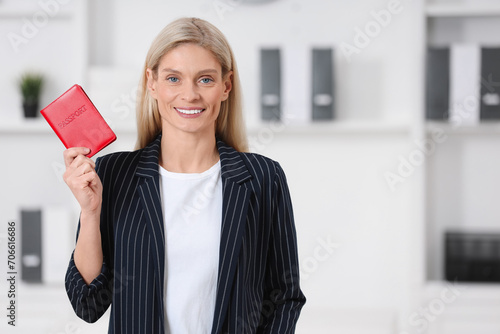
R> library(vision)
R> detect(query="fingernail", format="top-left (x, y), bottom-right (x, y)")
top-left (84, 148), bottom-right (90, 153)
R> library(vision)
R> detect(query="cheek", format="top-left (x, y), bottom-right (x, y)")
top-left (156, 87), bottom-right (176, 103)
top-left (209, 90), bottom-right (226, 109)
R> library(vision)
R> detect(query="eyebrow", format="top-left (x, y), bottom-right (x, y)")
top-left (160, 68), bottom-right (219, 76)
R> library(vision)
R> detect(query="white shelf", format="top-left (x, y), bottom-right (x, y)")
top-left (425, 280), bottom-right (500, 299)
top-left (0, 118), bottom-right (135, 135)
top-left (0, 8), bottom-right (74, 19)
top-left (426, 121), bottom-right (500, 135)
top-left (0, 118), bottom-right (51, 134)
top-left (426, 3), bottom-right (500, 17)
top-left (249, 120), bottom-right (411, 135)
top-left (0, 119), bottom-right (412, 136)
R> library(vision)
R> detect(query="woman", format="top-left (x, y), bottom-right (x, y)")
top-left (64, 17), bottom-right (305, 334)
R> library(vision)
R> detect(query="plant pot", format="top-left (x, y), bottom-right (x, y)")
top-left (23, 101), bottom-right (39, 118)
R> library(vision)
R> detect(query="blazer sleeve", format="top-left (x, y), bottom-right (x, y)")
top-left (65, 156), bottom-right (114, 323)
top-left (258, 162), bottom-right (306, 333)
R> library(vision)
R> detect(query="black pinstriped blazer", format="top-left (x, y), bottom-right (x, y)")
top-left (65, 134), bottom-right (305, 333)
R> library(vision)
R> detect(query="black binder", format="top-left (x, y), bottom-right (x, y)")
top-left (426, 48), bottom-right (450, 120)
top-left (480, 47), bottom-right (500, 120)
top-left (445, 232), bottom-right (500, 282)
top-left (21, 209), bottom-right (43, 283)
top-left (260, 48), bottom-right (281, 121)
top-left (311, 48), bottom-right (334, 121)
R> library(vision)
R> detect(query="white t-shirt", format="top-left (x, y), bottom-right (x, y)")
top-left (159, 160), bottom-right (222, 334)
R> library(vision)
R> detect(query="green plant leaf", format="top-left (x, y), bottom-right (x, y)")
top-left (19, 72), bottom-right (44, 103)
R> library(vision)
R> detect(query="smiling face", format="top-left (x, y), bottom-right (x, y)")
top-left (146, 43), bottom-right (232, 138)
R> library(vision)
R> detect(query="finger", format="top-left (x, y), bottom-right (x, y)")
top-left (63, 159), bottom-right (96, 185)
top-left (68, 171), bottom-right (97, 190)
top-left (74, 162), bottom-right (94, 177)
top-left (64, 147), bottom-right (91, 167)
top-left (70, 154), bottom-right (96, 170)
top-left (78, 171), bottom-right (100, 188)
top-left (88, 173), bottom-right (101, 190)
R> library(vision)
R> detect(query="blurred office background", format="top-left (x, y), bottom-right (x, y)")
top-left (1, 0), bottom-right (500, 333)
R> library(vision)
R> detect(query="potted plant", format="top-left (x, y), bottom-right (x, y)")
top-left (19, 72), bottom-right (44, 118)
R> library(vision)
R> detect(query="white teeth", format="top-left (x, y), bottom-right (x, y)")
top-left (176, 108), bottom-right (204, 115)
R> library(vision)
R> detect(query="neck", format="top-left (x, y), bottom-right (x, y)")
top-left (159, 129), bottom-right (219, 173)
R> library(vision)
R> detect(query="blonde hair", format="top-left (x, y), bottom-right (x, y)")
top-left (135, 17), bottom-right (248, 152)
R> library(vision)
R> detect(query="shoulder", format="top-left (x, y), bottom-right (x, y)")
top-left (239, 151), bottom-right (282, 177)
top-left (217, 139), bottom-right (285, 182)
top-left (239, 152), bottom-right (289, 191)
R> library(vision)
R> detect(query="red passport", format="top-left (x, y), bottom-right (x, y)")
top-left (41, 84), bottom-right (116, 158)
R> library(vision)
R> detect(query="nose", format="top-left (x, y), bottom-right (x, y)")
top-left (181, 81), bottom-right (200, 101)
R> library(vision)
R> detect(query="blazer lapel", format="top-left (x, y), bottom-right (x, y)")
top-left (211, 139), bottom-right (253, 334)
top-left (135, 135), bottom-right (165, 327)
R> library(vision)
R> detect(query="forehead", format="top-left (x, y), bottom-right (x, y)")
top-left (158, 43), bottom-right (222, 73)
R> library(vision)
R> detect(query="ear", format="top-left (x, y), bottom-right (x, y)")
top-left (221, 71), bottom-right (233, 101)
top-left (146, 68), bottom-right (158, 99)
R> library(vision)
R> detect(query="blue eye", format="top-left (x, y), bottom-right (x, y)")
top-left (200, 78), bottom-right (213, 84)
top-left (167, 77), bottom-right (179, 83)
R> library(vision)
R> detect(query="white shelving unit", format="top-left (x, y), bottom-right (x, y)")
top-left (423, 2), bottom-right (500, 333)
